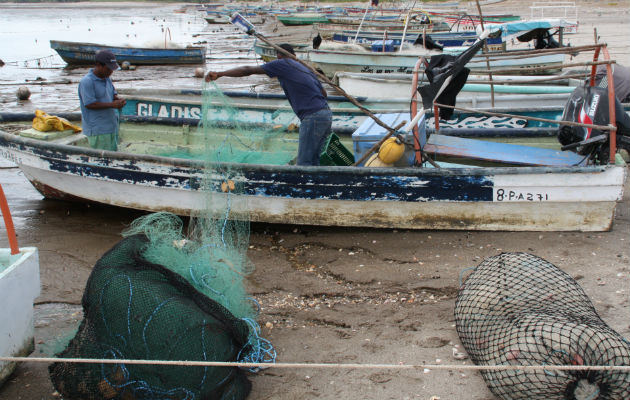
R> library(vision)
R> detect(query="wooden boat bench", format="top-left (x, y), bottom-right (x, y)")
top-left (423, 134), bottom-right (587, 166)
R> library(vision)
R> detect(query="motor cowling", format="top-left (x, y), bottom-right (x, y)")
top-left (558, 84), bottom-right (630, 163)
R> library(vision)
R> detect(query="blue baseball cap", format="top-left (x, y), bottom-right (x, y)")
top-left (95, 50), bottom-right (120, 71)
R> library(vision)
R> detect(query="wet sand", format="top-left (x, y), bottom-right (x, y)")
top-left (1, 1), bottom-right (630, 399)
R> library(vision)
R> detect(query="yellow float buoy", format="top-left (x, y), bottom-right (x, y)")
top-left (378, 137), bottom-right (405, 164)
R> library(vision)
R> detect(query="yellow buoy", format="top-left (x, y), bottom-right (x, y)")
top-left (378, 137), bottom-right (405, 164)
top-left (364, 153), bottom-right (393, 168)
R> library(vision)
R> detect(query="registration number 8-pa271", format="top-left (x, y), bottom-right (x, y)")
top-left (494, 188), bottom-right (549, 202)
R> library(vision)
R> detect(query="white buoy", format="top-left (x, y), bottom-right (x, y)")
top-left (16, 86), bottom-right (31, 100)
top-left (194, 67), bottom-right (205, 78)
top-left (121, 61), bottom-right (131, 70)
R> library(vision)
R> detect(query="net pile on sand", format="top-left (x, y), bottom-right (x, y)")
top-left (49, 83), bottom-right (279, 399)
top-left (455, 252), bottom-right (630, 400)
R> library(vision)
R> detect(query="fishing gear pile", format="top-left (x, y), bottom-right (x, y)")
top-left (49, 82), bottom-right (280, 399)
top-left (455, 252), bottom-right (630, 400)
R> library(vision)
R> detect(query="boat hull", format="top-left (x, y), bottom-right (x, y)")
top-left (0, 131), bottom-right (625, 231)
top-left (118, 88), bottom-right (412, 134)
top-left (309, 49), bottom-right (566, 78)
top-left (116, 88), bottom-right (578, 132)
top-left (50, 40), bottom-right (206, 65)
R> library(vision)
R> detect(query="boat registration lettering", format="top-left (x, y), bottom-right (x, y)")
top-left (136, 102), bottom-right (202, 119)
top-left (494, 188), bottom-right (549, 202)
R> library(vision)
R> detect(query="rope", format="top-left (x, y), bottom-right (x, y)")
top-left (2, 54), bottom-right (58, 68)
top-left (2, 356), bottom-right (630, 371)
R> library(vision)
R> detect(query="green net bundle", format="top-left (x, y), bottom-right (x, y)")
top-left (49, 83), bottom-right (279, 399)
top-left (49, 232), bottom-right (255, 400)
top-left (455, 253), bottom-right (630, 400)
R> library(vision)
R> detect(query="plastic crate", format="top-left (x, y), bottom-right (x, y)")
top-left (320, 133), bottom-right (355, 166)
top-left (371, 40), bottom-right (395, 52)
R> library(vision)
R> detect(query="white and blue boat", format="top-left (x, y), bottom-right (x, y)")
top-left (0, 105), bottom-right (625, 232)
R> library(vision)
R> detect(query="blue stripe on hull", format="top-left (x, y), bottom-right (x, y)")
top-left (37, 149), bottom-right (494, 202)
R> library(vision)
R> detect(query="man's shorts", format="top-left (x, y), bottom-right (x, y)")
top-left (87, 133), bottom-right (117, 151)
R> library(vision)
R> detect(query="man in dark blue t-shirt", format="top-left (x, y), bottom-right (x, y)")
top-left (205, 43), bottom-right (332, 166)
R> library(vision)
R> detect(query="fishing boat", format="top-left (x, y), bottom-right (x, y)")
top-left (325, 29), bottom-right (504, 50)
top-left (276, 13), bottom-right (329, 26)
top-left (50, 40), bottom-right (206, 66)
top-left (322, 18), bottom-right (439, 32)
top-left (335, 71), bottom-right (579, 106)
top-left (115, 87), bottom-right (590, 135)
top-left (309, 48), bottom-right (566, 78)
top-left (0, 101), bottom-right (625, 232)
top-left (253, 40), bottom-right (310, 62)
top-left (117, 88), bottom-right (409, 134)
top-left (205, 12), bottom-right (264, 25)
top-left (309, 19), bottom-right (574, 78)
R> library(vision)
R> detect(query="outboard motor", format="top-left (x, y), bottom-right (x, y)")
top-left (558, 84), bottom-right (630, 164)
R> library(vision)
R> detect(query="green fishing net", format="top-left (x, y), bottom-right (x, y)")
top-left (146, 83), bottom-right (300, 165)
top-left (198, 84), bottom-right (298, 165)
top-left (48, 83), bottom-right (278, 399)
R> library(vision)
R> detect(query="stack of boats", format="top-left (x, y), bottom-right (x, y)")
top-left (2, 6), bottom-right (627, 232)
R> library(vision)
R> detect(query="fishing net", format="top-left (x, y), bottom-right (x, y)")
top-left (147, 83), bottom-right (300, 165)
top-left (48, 82), bottom-right (281, 399)
top-left (455, 252), bottom-right (630, 400)
top-left (49, 232), bottom-right (256, 400)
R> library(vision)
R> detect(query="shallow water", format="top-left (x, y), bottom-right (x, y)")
top-left (0, 3), bottom-right (271, 114)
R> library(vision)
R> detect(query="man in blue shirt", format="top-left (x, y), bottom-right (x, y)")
top-left (78, 50), bottom-right (126, 151)
top-left (205, 44), bottom-right (332, 166)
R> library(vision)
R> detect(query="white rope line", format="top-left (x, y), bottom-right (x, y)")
top-left (1, 357), bottom-right (629, 372)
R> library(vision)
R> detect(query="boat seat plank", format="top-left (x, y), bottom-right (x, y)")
top-left (53, 133), bottom-right (87, 146)
top-left (424, 134), bottom-right (586, 166)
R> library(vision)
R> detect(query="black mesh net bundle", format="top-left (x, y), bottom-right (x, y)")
top-left (455, 252), bottom-right (630, 400)
top-left (49, 234), bottom-right (253, 400)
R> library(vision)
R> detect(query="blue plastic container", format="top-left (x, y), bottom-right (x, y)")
top-left (371, 40), bottom-right (395, 52)
top-left (352, 112), bottom-right (426, 166)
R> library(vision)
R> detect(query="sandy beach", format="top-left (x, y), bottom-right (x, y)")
top-left (0, 1), bottom-right (629, 399)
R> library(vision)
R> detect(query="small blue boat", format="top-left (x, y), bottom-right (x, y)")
top-left (49, 40), bottom-right (206, 66)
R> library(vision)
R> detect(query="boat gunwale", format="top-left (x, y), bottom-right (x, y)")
top-left (49, 39), bottom-right (206, 53)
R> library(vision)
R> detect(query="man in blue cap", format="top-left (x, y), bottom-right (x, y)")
top-left (78, 50), bottom-right (126, 151)
top-left (205, 44), bottom-right (332, 166)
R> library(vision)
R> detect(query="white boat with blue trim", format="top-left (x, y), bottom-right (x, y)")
top-left (0, 106), bottom-right (625, 232)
